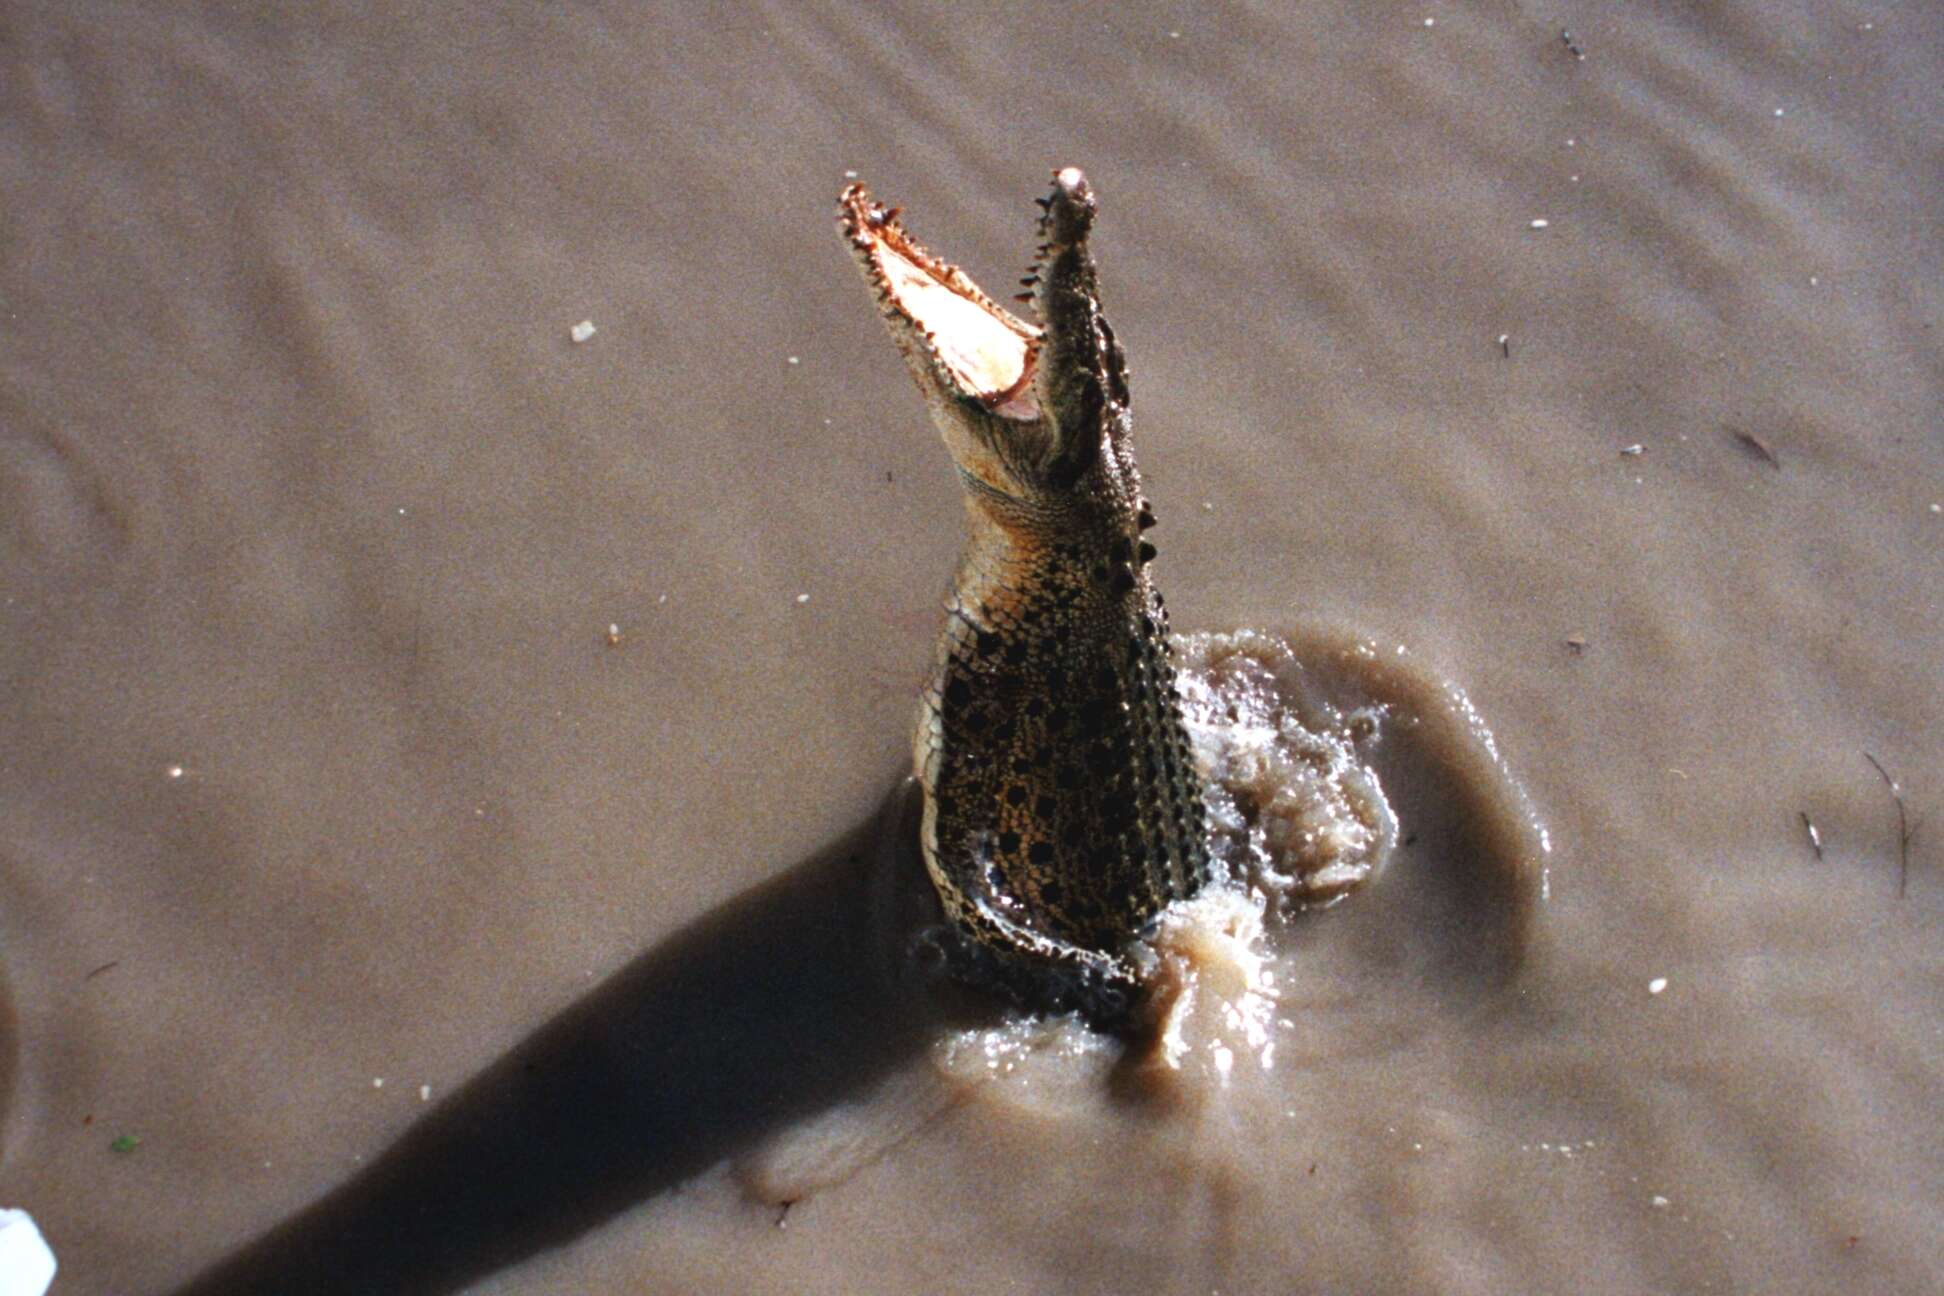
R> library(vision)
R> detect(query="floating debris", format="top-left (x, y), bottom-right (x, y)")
top-left (0, 1208), bottom-right (56, 1296)
top-left (1564, 634), bottom-right (1588, 654)
top-left (1497, 333), bottom-right (1511, 358)
top-left (1800, 812), bottom-right (1823, 861)
top-left (1560, 29), bottom-right (1586, 60)
top-left (419, 1084), bottom-right (432, 1102)
top-left (795, 593), bottom-right (811, 605)
top-left (109, 1134), bottom-right (141, 1155)
top-left (605, 623), bottom-right (623, 647)
top-left (1651, 1194), bottom-right (1670, 1209)
top-left (166, 764), bottom-right (185, 780)
top-left (1647, 977), bottom-right (1668, 995)
top-left (569, 320), bottom-right (597, 343)
top-left (1728, 427), bottom-right (1781, 468)
top-left (1619, 443), bottom-right (1645, 457)
top-left (1528, 218), bottom-right (1551, 230)
top-left (1862, 752), bottom-right (1913, 898)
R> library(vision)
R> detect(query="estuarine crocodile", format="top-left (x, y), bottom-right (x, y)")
top-left (839, 168), bottom-right (1211, 1019)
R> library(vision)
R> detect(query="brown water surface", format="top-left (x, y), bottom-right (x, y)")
top-left (2, 2), bottom-right (1939, 1292)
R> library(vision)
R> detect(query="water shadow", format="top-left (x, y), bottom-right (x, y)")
top-left (1278, 625), bottom-right (1546, 973)
top-left (1260, 624), bottom-right (1550, 1063)
top-left (175, 785), bottom-right (931, 1295)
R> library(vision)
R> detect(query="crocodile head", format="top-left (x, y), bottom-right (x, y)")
top-left (837, 168), bottom-right (1134, 513)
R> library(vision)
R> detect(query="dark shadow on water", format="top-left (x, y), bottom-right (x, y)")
top-left (175, 784), bottom-right (931, 1296)
top-left (171, 626), bottom-right (1549, 1291)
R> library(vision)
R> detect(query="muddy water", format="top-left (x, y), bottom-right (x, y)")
top-left (2, 2), bottom-right (1939, 1293)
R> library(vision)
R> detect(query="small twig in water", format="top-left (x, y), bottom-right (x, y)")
top-left (1799, 812), bottom-right (1823, 861)
top-left (1560, 30), bottom-right (1586, 61)
top-left (1497, 333), bottom-right (1511, 358)
top-left (775, 1198), bottom-right (797, 1229)
top-left (1728, 426), bottom-right (1781, 468)
top-left (1862, 752), bottom-right (1911, 897)
top-left (85, 960), bottom-right (121, 981)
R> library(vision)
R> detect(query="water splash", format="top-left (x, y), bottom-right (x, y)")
top-left (1176, 630), bottom-right (1399, 914)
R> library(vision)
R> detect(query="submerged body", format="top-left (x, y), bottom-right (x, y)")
top-left (840, 170), bottom-right (1211, 1015)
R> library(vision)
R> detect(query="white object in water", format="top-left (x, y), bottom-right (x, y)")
top-left (569, 320), bottom-right (597, 343)
top-left (0, 1209), bottom-right (56, 1296)
top-left (1648, 977), bottom-right (1668, 995)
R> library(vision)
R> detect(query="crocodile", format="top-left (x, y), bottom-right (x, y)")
top-left (839, 168), bottom-right (1212, 1021)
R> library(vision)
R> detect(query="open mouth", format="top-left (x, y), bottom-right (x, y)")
top-left (838, 183), bottom-right (1044, 421)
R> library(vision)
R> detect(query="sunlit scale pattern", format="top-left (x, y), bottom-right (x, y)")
top-left (919, 492), bottom-right (1212, 982)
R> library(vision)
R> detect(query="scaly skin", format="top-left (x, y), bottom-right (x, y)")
top-left (839, 169), bottom-right (1211, 1018)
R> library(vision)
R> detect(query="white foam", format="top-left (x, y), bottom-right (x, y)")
top-left (1140, 884), bottom-right (1279, 1083)
top-left (1175, 631), bottom-right (1397, 915)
